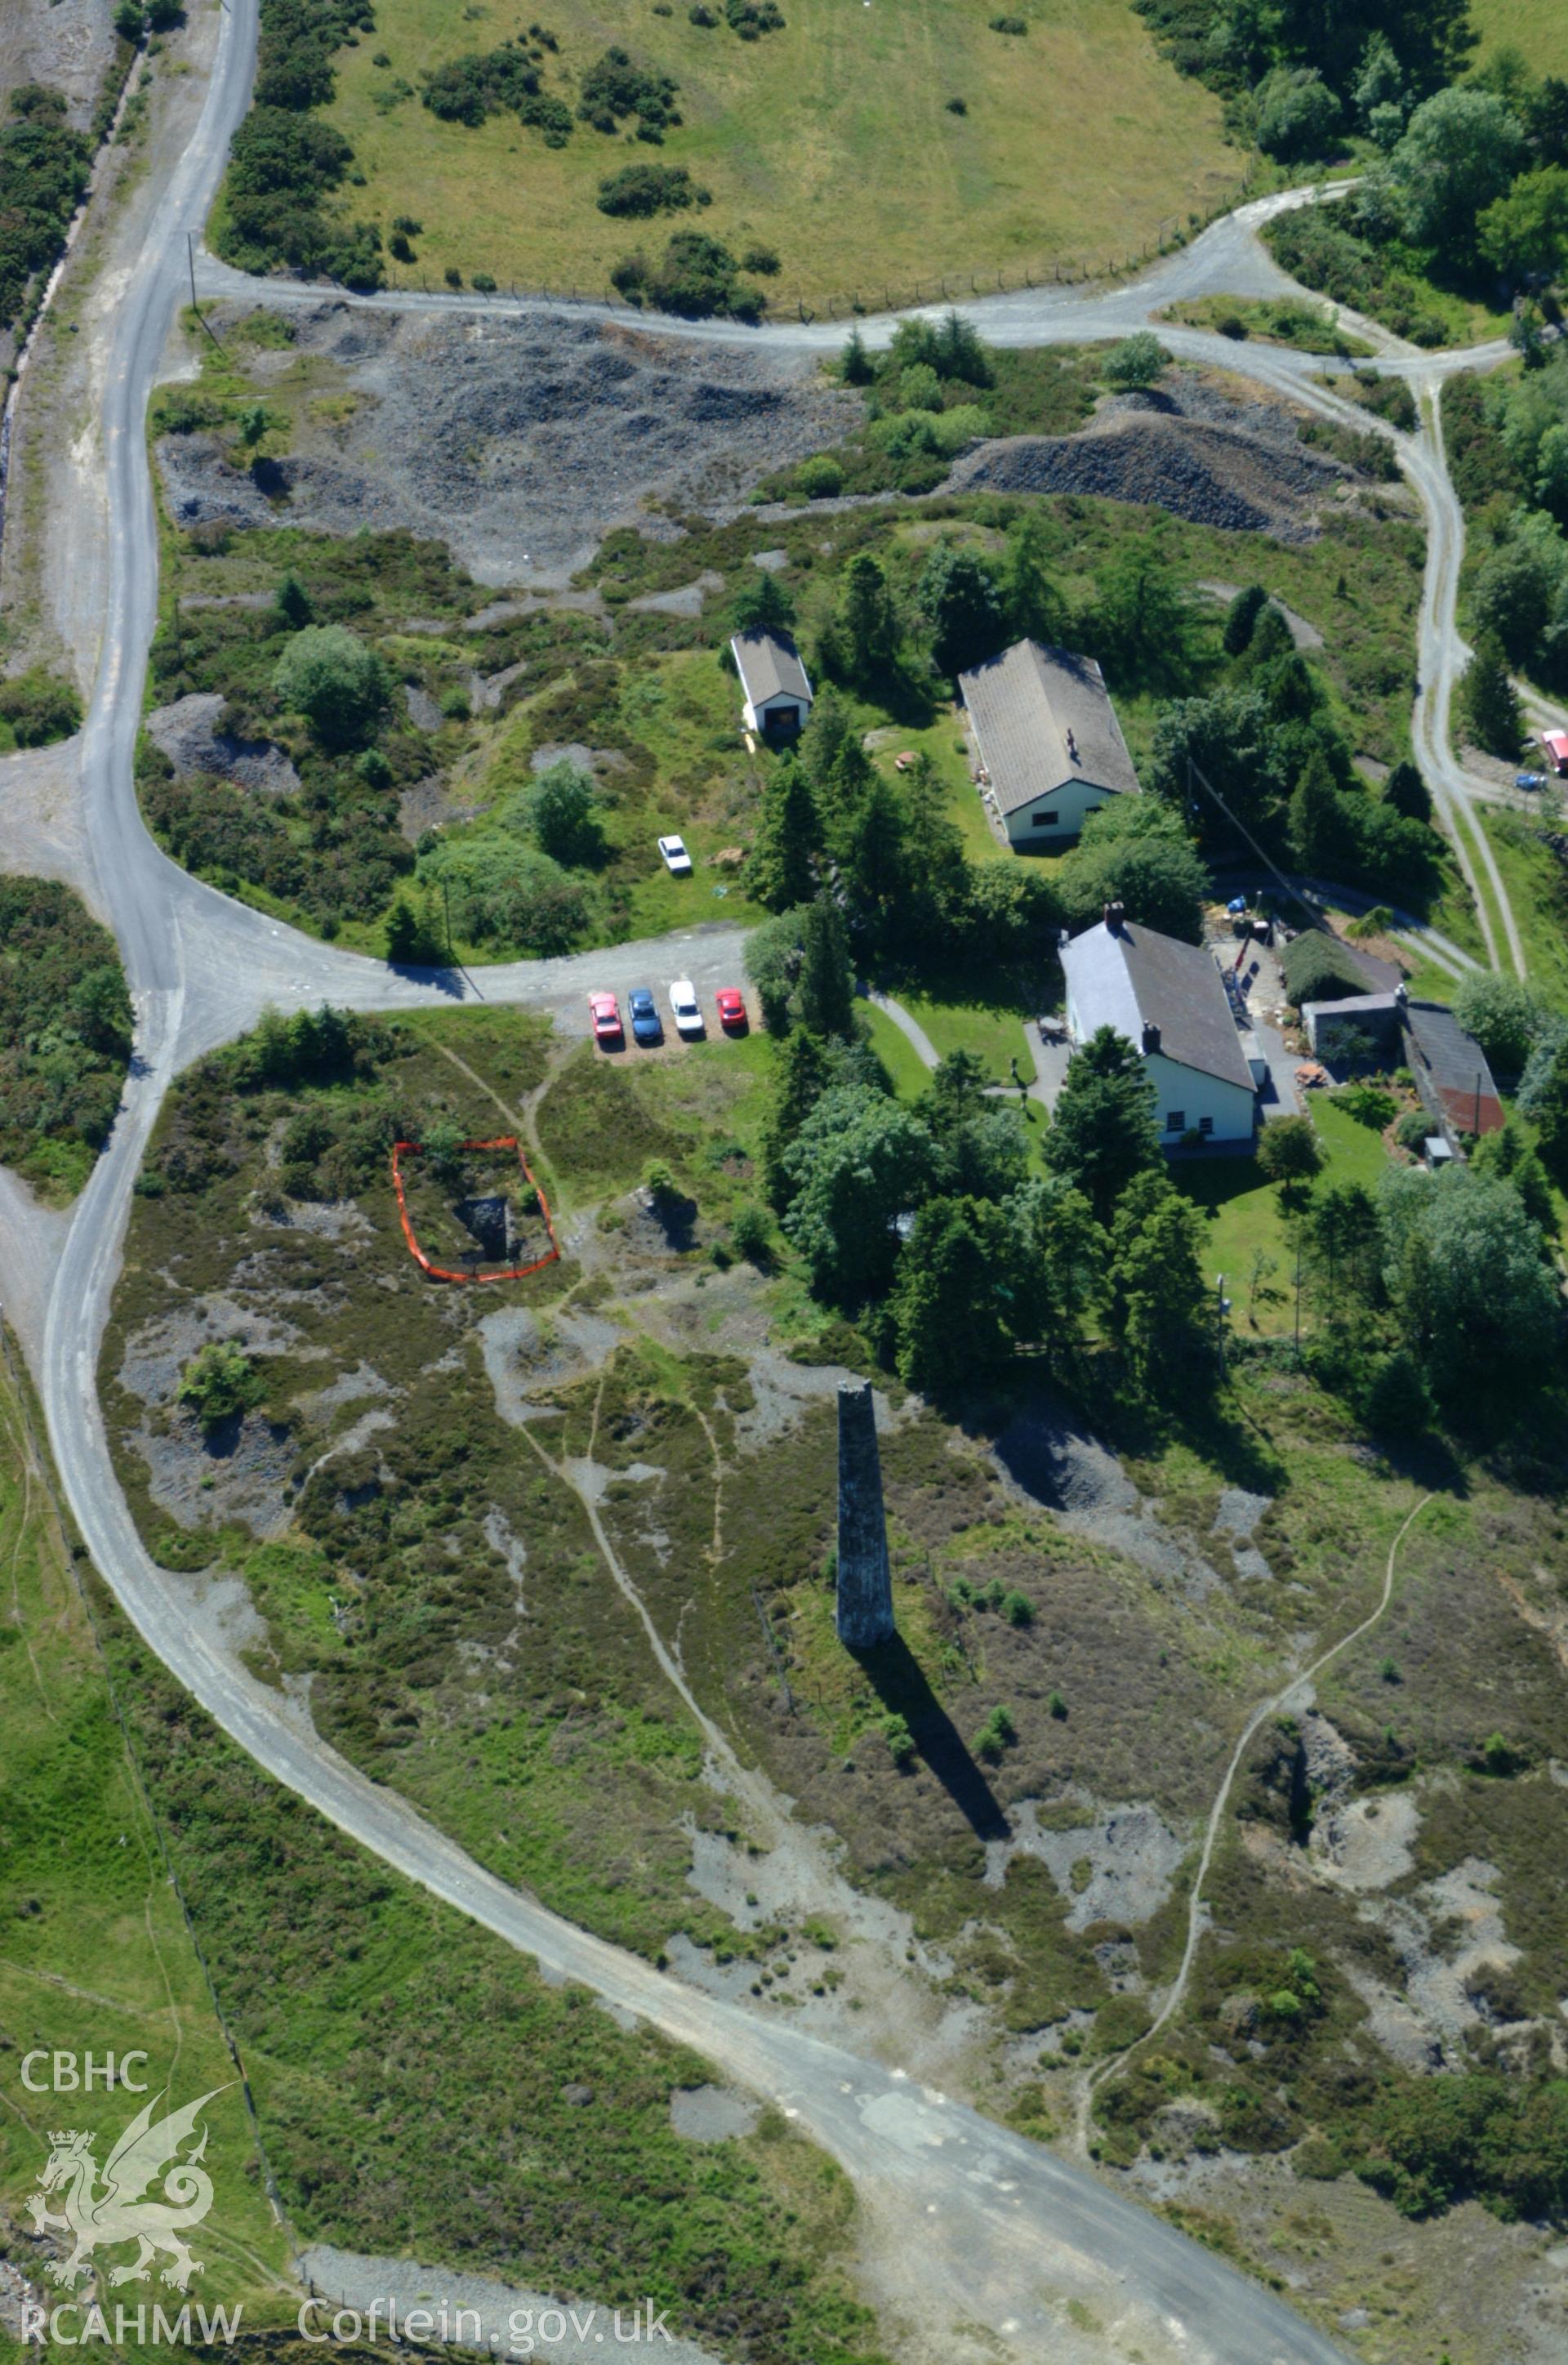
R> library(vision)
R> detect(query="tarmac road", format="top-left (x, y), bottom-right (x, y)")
top-left (2, 0), bottom-right (1528, 2349)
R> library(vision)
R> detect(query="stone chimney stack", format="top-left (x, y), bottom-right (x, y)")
top-left (836, 1383), bottom-right (894, 1649)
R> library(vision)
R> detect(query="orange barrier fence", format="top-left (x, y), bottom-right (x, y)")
top-left (391, 1136), bottom-right (560, 1283)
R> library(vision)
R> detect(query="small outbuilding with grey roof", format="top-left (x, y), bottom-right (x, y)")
top-left (731, 629), bottom-right (813, 738)
top-left (1061, 912), bottom-right (1257, 1145)
top-left (959, 638), bottom-right (1139, 846)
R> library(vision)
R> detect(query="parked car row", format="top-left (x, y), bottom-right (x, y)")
top-left (588, 982), bottom-right (749, 1048)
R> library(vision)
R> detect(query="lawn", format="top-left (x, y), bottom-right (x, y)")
top-left (900, 988), bottom-right (1038, 1084)
top-left (1177, 1095), bottom-right (1396, 1336)
top-left (327, 0), bottom-right (1238, 307)
top-left (867, 710), bottom-right (997, 866)
top-left (861, 1001), bottom-right (932, 1102)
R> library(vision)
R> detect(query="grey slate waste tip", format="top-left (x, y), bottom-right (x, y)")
top-left (836, 1381), bottom-right (894, 1649)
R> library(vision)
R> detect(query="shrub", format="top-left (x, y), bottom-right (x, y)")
top-left (1394, 1108), bottom-right (1431, 1152)
top-left (219, 105), bottom-right (385, 288)
top-left (597, 163), bottom-right (708, 217)
top-left (528, 758), bottom-right (603, 864)
top-left (1222, 582), bottom-right (1269, 655)
top-left (1254, 66), bottom-right (1342, 163)
top-left (988, 15), bottom-right (1027, 32)
top-left (881, 1713), bottom-right (915, 1767)
top-left (612, 232), bottom-right (765, 321)
top-left (726, 0), bottom-right (785, 32)
top-left (0, 879), bottom-right (131, 1188)
top-left (0, 85), bottom-right (92, 336)
top-left (974, 1704), bottom-right (1017, 1760)
top-left (946, 95), bottom-right (967, 114)
top-left (579, 47), bottom-right (680, 139)
top-left (385, 893), bottom-right (446, 965)
top-left (1002, 1590), bottom-right (1034, 1627)
top-left (731, 1203), bottom-right (771, 1263)
top-left (1451, 971), bottom-right (1541, 1074)
top-left (795, 454), bottom-right (844, 499)
top-left (644, 1158), bottom-right (682, 1208)
top-left (740, 242), bottom-right (780, 274)
top-left (421, 47), bottom-right (575, 145)
top-left (1102, 332), bottom-right (1169, 390)
top-left (178, 1341), bottom-right (266, 1430)
top-left (272, 625), bottom-right (391, 745)
top-left (0, 669), bottom-right (82, 747)
top-left (472, 271), bottom-right (497, 292)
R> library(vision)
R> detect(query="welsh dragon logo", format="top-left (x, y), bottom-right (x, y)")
top-left (24, 2086), bottom-right (230, 2291)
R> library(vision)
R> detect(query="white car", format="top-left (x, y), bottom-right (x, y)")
top-left (657, 833), bottom-right (693, 876)
top-left (669, 979), bottom-right (703, 1037)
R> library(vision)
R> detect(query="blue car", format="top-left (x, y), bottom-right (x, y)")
top-left (628, 987), bottom-right (663, 1046)
top-left (1517, 771), bottom-right (1549, 791)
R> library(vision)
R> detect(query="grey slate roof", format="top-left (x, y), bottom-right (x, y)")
top-left (731, 628), bottom-right (812, 708)
top-left (1062, 918), bottom-right (1255, 1093)
top-left (958, 639), bottom-right (1139, 818)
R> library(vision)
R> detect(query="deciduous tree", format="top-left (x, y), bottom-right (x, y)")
top-left (781, 1086), bottom-right (937, 1301)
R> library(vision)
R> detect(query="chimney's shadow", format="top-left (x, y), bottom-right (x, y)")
top-left (854, 1634), bottom-right (1009, 1841)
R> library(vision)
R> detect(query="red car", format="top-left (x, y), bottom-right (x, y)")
top-left (588, 991), bottom-right (622, 1045)
top-left (715, 988), bottom-right (747, 1034)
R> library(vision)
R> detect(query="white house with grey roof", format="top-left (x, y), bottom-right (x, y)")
top-left (959, 639), bottom-right (1139, 846)
top-left (1060, 913), bottom-right (1257, 1145)
top-left (731, 628), bottom-right (813, 739)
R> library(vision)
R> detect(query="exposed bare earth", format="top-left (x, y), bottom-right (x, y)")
top-left (949, 381), bottom-right (1380, 544)
top-left (154, 303), bottom-right (863, 584)
top-left (0, 0), bottom-right (114, 129)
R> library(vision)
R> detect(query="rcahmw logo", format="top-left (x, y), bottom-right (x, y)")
top-left (20, 2051), bottom-right (242, 2345)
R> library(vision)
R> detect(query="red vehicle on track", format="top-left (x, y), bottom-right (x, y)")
top-left (715, 988), bottom-right (747, 1033)
top-left (588, 991), bottom-right (622, 1045)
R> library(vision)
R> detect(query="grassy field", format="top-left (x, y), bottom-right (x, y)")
top-left (1469, 0), bottom-right (1567, 71)
top-left (1481, 809), bottom-right (1568, 1014)
top-left (0, 1336), bottom-right (292, 2325)
top-left (328, 0), bottom-right (1239, 305)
